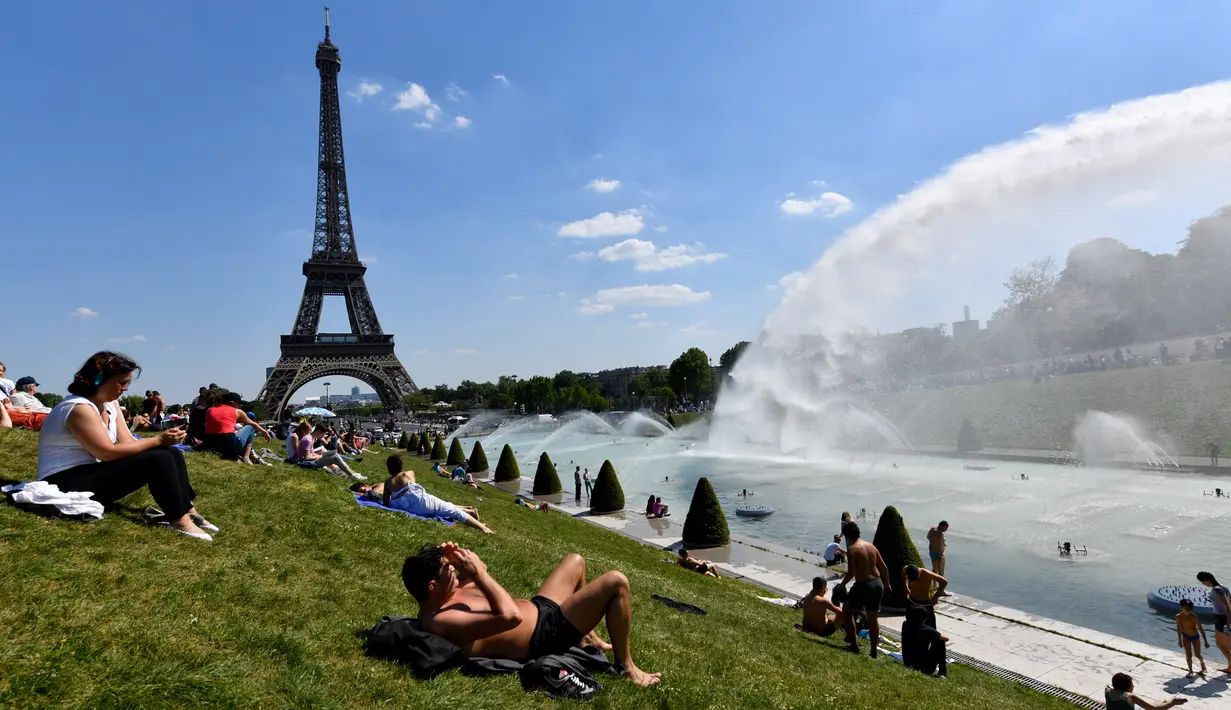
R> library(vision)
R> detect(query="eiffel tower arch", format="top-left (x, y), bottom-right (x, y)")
top-left (258, 11), bottom-right (417, 420)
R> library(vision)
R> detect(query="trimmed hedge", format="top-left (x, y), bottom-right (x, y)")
top-left (430, 435), bottom-right (447, 461)
top-left (398, 431), bottom-right (409, 449)
top-left (494, 444), bottom-right (521, 482)
top-left (871, 505), bottom-right (925, 609)
top-left (682, 477), bottom-right (729, 548)
top-left (447, 438), bottom-right (467, 466)
top-left (589, 460), bottom-right (625, 513)
top-left (468, 440), bottom-right (489, 472)
top-left (417, 434), bottom-right (430, 456)
top-left (532, 452), bottom-right (562, 495)
top-left (407, 432), bottom-right (419, 452)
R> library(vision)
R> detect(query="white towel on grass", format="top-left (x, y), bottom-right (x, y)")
top-left (2, 481), bottom-right (105, 519)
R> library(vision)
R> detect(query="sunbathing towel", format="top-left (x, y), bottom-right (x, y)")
top-left (3, 481), bottom-right (105, 519)
top-left (354, 493), bottom-right (455, 526)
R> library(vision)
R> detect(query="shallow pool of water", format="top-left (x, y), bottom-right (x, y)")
top-left (465, 428), bottom-right (1231, 647)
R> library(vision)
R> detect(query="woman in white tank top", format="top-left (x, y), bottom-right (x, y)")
top-left (36, 351), bottom-right (217, 542)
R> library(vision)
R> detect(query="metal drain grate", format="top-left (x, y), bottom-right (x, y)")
top-left (880, 629), bottom-right (1103, 709)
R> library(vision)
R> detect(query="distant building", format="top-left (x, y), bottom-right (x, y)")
top-left (351, 385), bottom-right (360, 396)
top-left (952, 305), bottom-right (981, 342)
top-left (585, 365), bottom-right (667, 398)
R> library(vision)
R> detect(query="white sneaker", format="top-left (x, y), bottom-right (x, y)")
top-left (172, 527), bottom-right (212, 542)
top-left (349, 472), bottom-right (367, 481)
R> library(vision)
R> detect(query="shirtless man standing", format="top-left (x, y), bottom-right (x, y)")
top-left (927, 520), bottom-right (949, 581)
top-left (838, 521), bottom-right (891, 657)
top-left (799, 577), bottom-right (842, 637)
top-left (404, 542), bottom-right (661, 686)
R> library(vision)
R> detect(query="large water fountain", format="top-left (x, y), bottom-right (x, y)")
top-left (466, 81), bottom-right (1231, 646)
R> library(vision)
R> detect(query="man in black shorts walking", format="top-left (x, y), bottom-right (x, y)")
top-left (837, 521), bottom-right (891, 657)
top-left (403, 542), bottom-right (660, 686)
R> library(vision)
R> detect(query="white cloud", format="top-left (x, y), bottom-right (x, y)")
top-left (454, 348), bottom-right (478, 355)
top-left (348, 81), bottom-right (383, 101)
top-left (779, 191), bottom-right (854, 217)
top-left (571, 251), bottom-right (596, 260)
top-left (493, 74), bottom-right (509, 85)
top-left (576, 302), bottom-right (615, 315)
top-left (454, 115), bottom-right (472, 129)
top-left (69, 307), bottom-right (98, 318)
top-left (766, 270), bottom-right (808, 296)
top-left (109, 335), bottom-right (147, 344)
top-left (360, 255), bottom-right (377, 263)
top-left (507, 295), bottom-right (525, 301)
top-left (633, 320), bottom-right (666, 328)
top-left (393, 83), bottom-right (442, 125)
top-left (596, 239), bottom-right (727, 271)
top-left (444, 83), bottom-right (467, 102)
top-left (558, 209), bottom-right (644, 238)
top-left (1106, 189), bottom-right (1158, 208)
top-left (577, 284), bottom-right (710, 315)
top-left (502, 273), bottom-right (519, 279)
top-left (587, 178), bottom-right (621, 193)
top-left (654, 225), bottom-right (668, 233)
top-left (679, 322), bottom-right (724, 337)
top-left (630, 312), bottom-right (649, 319)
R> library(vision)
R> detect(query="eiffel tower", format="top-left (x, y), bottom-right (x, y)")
top-left (258, 10), bottom-right (417, 420)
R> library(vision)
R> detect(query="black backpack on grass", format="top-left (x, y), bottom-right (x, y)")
top-left (364, 616), bottom-right (463, 679)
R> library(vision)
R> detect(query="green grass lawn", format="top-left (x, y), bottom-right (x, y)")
top-left (0, 428), bottom-right (1074, 709)
top-left (864, 359), bottom-right (1231, 456)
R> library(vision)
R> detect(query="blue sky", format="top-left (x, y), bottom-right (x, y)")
top-left (6, 1), bottom-right (1231, 403)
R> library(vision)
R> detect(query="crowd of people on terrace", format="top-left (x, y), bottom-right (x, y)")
top-left (882, 334), bottom-right (1231, 394)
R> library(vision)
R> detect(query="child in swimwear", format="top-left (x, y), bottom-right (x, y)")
top-left (1176, 599), bottom-right (1208, 677)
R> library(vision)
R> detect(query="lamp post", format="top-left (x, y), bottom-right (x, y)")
top-left (324, 382), bottom-right (331, 410)
top-left (683, 376), bottom-right (688, 405)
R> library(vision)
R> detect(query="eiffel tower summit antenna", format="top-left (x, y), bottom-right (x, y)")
top-left (258, 11), bottom-right (418, 420)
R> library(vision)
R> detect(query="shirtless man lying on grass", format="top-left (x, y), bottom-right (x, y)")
top-left (404, 542), bottom-right (661, 686)
top-left (351, 455), bottom-right (493, 534)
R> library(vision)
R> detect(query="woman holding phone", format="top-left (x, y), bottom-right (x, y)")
top-left (36, 351), bottom-right (216, 541)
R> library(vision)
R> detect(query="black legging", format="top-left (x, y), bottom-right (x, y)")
top-left (44, 447), bottom-right (197, 520)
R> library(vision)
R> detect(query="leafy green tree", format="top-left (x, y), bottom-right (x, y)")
top-left (669, 348), bottom-right (713, 402)
top-left (430, 435), bottom-right (447, 461)
top-left (493, 444), bottom-right (521, 482)
top-left (119, 395), bottom-right (145, 416)
top-left (646, 368), bottom-right (670, 389)
top-left (468, 441), bottom-right (489, 472)
top-left (34, 392), bottom-right (64, 409)
top-left (589, 460), bottom-right (625, 513)
top-left (719, 341), bottom-right (750, 379)
top-left (447, 437), bottom-right (467, 466)
top-left (682, 477), bottom-right (730, 547)
top-left (553, 370), bottom-right (580, 390)
top-left (532, 452), bottom-right (562, 495)
top-left (871, 505), bottom-right (925, 609)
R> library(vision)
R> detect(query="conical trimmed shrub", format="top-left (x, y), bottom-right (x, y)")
top-left (398, 431), bottom-right (409, 449)
top-left (589, 460), bottom-right (624, 513)
top-left (871, 505), bottom-right (925, 609)
top-left (682, 477), bottom-right (729, 547)
top-left (407, 432), bottom-right (419, 451)
top-left (494, 444), bottom-right (521, 482)
top-left (532, 452), bottom-right (561, 495)
top-left (430, 435), bottom-right (447, 461)
top-left (956, 418), bottom-right (981, 453)
top-left (468, 440), bottom-right (489, 472)
top-left (447, 437), bottom-right (467, 466)
top-left (417, 433), bottom-right (430, 456)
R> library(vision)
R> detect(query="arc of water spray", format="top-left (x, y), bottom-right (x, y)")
top-left (717, 80), bottom-right (1231, 456)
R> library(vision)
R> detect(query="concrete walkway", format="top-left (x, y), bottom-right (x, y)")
top-left (494, 480), bottom-right (1231, 708)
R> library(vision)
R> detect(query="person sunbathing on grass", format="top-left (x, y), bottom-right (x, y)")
top-left (798, 577), bottom-right (842, 637)
top-left (351, 455), bottom-right (493, 534)
top-left (677, 549), bottom-right (719, 578)
top-left (403, 542), bottom-right (661, 686)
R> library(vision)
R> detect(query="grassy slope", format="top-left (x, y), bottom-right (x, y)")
top-left (0, 428), bottom-right (1072, 709)
top-left (863, 359), bottom-right (1231, 455)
